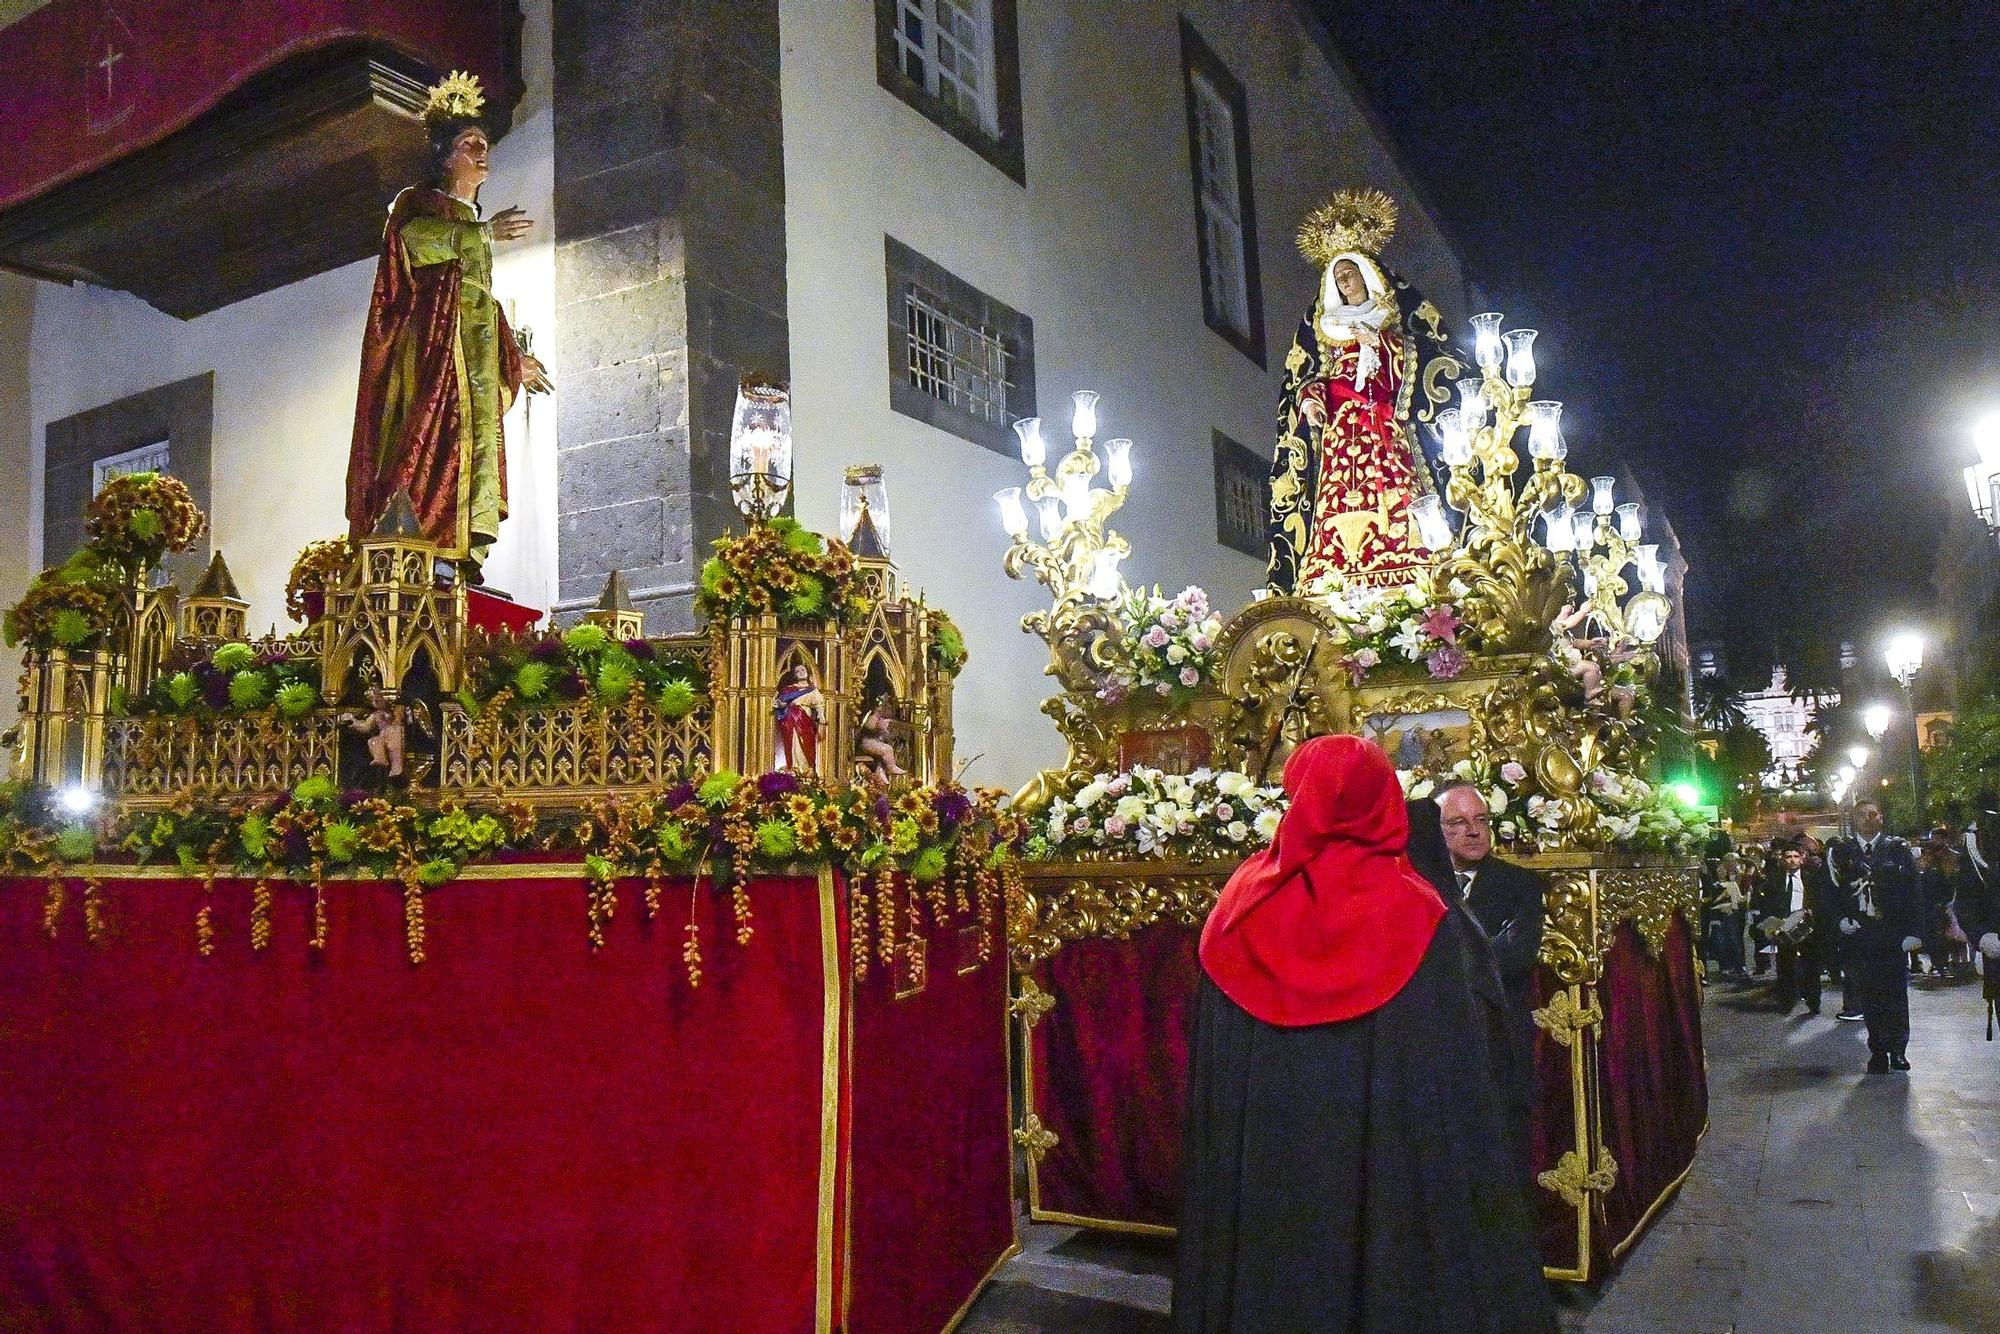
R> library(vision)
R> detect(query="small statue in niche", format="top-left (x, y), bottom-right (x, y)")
top-left (1552, 603), bottom-right (1640, 717)
top-left (772, 662), bottom-right (825, 772)
top-left (340, 687), bottom-right (408, 781)
top-left (855, 694), bottom-right (906, 787)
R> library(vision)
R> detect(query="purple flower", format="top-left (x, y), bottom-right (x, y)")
top-left (874, 795), bottom-right (893, 825)
top-left (932, 788), bottom-right (973, 826)
top-left (758, 771), bottom-right (800, 798)
top-left (339, 788), bottom-right (369, 808)
top-left (554, 670), bottom-right (586, 699)
top-left (623, 638), bottom-right (656, 660)
top-left (1425, 646), bottom-right (1467, 680)
top-left (529, 639), bottom-right (564, 661)
top-left (665, 782), bottom-right (696, 808)
top-left (281, 827), bottom-right (312, 862)
top-left (1420, 605), bottom-right (1461, 646)
top-left (202, 676), bottom-right (232, 709)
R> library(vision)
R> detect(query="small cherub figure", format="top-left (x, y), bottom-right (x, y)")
top-left (340, 687), bottom-right (407, 779)
top-left (855, 694), bottom-right (906, 787)
top-left (1552, 602), bottom-right (1640, 716)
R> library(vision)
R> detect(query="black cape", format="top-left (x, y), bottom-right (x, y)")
top-left (1173, 910), bottom-right (1555, 1333)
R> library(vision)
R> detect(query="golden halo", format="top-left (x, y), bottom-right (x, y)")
top-left (422, 70), bottom-right (487, 127)
top-left (1298, 188), bottom-right (1399, 267)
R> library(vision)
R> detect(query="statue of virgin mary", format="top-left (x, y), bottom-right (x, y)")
top-left (1267, 190), bottom-right (1461, 594)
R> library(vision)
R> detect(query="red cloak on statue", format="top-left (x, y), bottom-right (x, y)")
top-left (347, 187), bottom-right (522, 554)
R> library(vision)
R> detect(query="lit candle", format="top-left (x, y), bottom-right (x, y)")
top-left (994, 487), bottom-right (1027, 539)
top-left (1616, 501), bottom-right (1642, 541)
top-left (1503, 329), bottom-right (1537, 388)
top-left (1471, 313), bottom-right (1504, 371)
top-left (1013, 417), bottom-right (1046, 469)
top-left (1070, 390), bottom-right (1100, 441)
top-left (1591, 475), bottom-right (1616, 516)
top-left (1104, 438), bottom-right (1134, 489)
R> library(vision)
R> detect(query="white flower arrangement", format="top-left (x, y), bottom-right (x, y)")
top-left (1029, 765), bottom-right (1287, 861)
top-left (1399, 756), bottom-right (1710, 855)
top-left (1306, 571), bottom-right (1470, 681)
top-left (1098, 585), bottom-right (1225, 702)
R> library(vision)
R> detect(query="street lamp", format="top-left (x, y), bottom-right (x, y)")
top-left (1863, 703), bottom-right (1892, 742)
top-left (1966, 412), bottom-right (2000, 545)
top-left (1846, 744), bottom-right (1870, 770)
top-left (1883, 631), bottom-right (1927, 826)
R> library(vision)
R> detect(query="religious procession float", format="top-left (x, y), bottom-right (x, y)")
top-left (993, 189), bottom-right (1708, 1282)
top-left (0, 62), bottom-right (1697, 1324)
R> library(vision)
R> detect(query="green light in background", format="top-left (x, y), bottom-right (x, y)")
top-left (1670, 781), bottom-right (1702, 807)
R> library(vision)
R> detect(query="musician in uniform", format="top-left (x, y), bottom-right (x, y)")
top-left (1827, 800), bottom-right (1924, 1073)
top-left (1755, 840), bottom-right (1831, 1015)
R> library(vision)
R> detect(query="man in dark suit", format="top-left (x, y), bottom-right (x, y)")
top-left (1754, 841), bottom-right (1832, 1015)
top-left (1827, 800), bottom-right (1924, 1073)
top-left (1436, 781), bottom-right (1546, 1161)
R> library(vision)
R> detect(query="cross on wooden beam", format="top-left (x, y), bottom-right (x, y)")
top-left (98, 42), bottom-right (123, 98)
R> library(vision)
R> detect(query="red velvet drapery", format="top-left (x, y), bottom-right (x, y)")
top-left (0, 870), bottom-right (1013, 1332)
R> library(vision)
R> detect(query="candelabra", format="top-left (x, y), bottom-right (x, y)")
top-left (1429, 314), bottom-right (1668, 652)
top-left (993, 390), bottom-right (1134, 679)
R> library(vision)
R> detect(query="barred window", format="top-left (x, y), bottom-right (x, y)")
top-left (887, 236), bottom-right (1035, 455)
top-left (1180, 20), bottom-right (1264, 366)
top-left (1213, 431), bottom-right (1270, 557)
top-left (904, 284), bottom-right (1013, 426)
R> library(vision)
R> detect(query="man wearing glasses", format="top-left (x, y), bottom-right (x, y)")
top-left (1436, 781), bottom-right (1547, 1167)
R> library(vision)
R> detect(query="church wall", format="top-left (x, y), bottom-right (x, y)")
top-left (777, 0), bottom-right (1467, 790)
top-left (0, 0), bottom-right (558, 663)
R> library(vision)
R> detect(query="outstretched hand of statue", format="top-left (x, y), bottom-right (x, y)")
top-left (489, 206), bottom-right (534, 242)
top-left (1299, 395), bottom-right (1327, 428)
top-left (521, 353), bottom-right (553, 395)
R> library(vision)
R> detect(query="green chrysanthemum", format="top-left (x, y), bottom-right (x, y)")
top-left (210, 642), bottom-right (256, 674)
top-left (239, 813), bottom-right (272, 861)
top-left (274, 681), bottom-right (318, 720)
top-left (698, 770), bottom-right (742, 807)
top-left (595, 659), bottom-right (636, 705)
top-left (910, 845), bottom-right (948, 882)
top-left (654, 678), bottom-right (698, 719)
top-left (416, 857), bottom-right (459, 887)
top-left (776, 520), bottom-right (823, 555)
top-left (783, 578), bottom-right (826, 620)
top-left (49, 609), bottom-right (93, 648)
top-left (53, 824), bottom-right (96, 863)
top-left (562, 623), bottom-right (611, 655)
top-left (698, 557), bottom-right (728, 598)
top-left (889, 817), bottom-right (920, 856)
top-left (857, 842), bottom-right (890, 870)
top-left (128, 507), bottom-right (164, 542)
top-left (164, 671), bottom-right (199, 710)
top-left (292, 776), bottom-right (338, 807)
top-left (754, 817), bottom-right (798, 861)
top-left (513, 659), bottom-right (554, 702)
top-left (321, 820), bottom-right (361, 864)
top-left (228, 669), bottom-right (271, 711)
top-left (655, 819), bottom-right (694, 863)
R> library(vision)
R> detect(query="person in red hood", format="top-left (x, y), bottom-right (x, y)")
top-left (1173, 734), bottom-right (1553, 1333)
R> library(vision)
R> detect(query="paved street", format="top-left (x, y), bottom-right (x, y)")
top-left (963, 971), bottom-right (2000, 1333)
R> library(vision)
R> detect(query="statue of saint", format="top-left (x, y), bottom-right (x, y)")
top-left (773, 663), bottom-right (826, 772)
top-left (346, 71), bottom-right (550, 573)
top-left (1267, 190), bottom-right (1459, 594)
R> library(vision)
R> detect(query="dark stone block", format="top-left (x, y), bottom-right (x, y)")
top-left (680, 0), bottom-right (779, 79)
top-left (553, 149), bottom-right (688, 245)
top-left (683, 279), bottom-right (788, 372)
top-left (679, 47), bottom-right (783, 187)
top-left (557, 497), bottom-right (669, 581)
top-left (557, 91), bottom-right (684, 185)
top-left (554, 220), bottom-right (680, 300)
top-left (553, 0), bottom-right (693, 96)
top-left (682, 216), bottom-right (784, 318)
top-left (634, 590), bottom-right (698, 636)
top-left (556, 430), bottom-right (684, 515)
top-left (550, 276), bottom-right (688, 378)
top-left (555, 358), bottom-right (673, 447)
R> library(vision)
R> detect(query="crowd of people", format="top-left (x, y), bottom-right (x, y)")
top-left (1699, 800), bottom-right (2000, 1073)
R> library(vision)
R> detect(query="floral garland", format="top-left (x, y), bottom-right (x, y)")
top-left (1308, 572), bottom-right (1467, 681)
top-left (0, 771), bottom-right (1023, 978)
top-left (1027, 766), bottom-right (1286, 861)
top-left (1097, 586), bottom-right (1224, 704)
top-left (118, 640), bottom-right (322, 719)
top-left (456, 624), bottom-right (705, 718)
top-left (1400, 758), bottom-right (1712, 856)
top-left (285, 538), bottom-right (352, 622)
top-left (695, 518), bottom-right (868, 627)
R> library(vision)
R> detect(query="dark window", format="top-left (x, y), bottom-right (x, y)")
top-left (886, 235), bottom-right (1035, 455)
top-left (875, 0), bottom-right (1025, 184)
top-left (1180, 19), bottom-right (1264, 367)
top-left (1213, 430), bottom-right (1269, 557)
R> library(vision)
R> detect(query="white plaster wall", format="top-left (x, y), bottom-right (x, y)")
top-left (7, 0), bottom-right (558, 640)
top-left (779, 0), bottom-right (1465, 790)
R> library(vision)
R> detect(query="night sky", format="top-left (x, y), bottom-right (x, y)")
top-left (1313, 3), bottom-right (2000, 680)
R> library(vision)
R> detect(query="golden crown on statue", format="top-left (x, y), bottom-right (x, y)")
top-left (1297, 187), bottom-right (1399, 265)
top-left (422, 70), bottom-right (487, 126)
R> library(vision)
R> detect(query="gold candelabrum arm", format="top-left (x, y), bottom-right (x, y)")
top-left (999, 430), bottom-right (1132, 684)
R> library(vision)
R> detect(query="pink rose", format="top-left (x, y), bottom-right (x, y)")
top-left (1156, 682), bottom-right (1172, 696)
top-left (1426, 646), bottom-right (1467, 679)
top-left (1216, 803), bottom-right (1235, 821)
top-left (1106, 774), bottom-right (1131, 796)
top-left (1501, 761), bottom-right (1528, 785)
top-left (1104, 816), bottom-right (1128, 836)
top-left (1192, 634), bottom-right (1213, 652)
top-left (1143, 626), bottom-right (1170, 649)
top-left (1179, 666), bottom-right (1201, 687)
